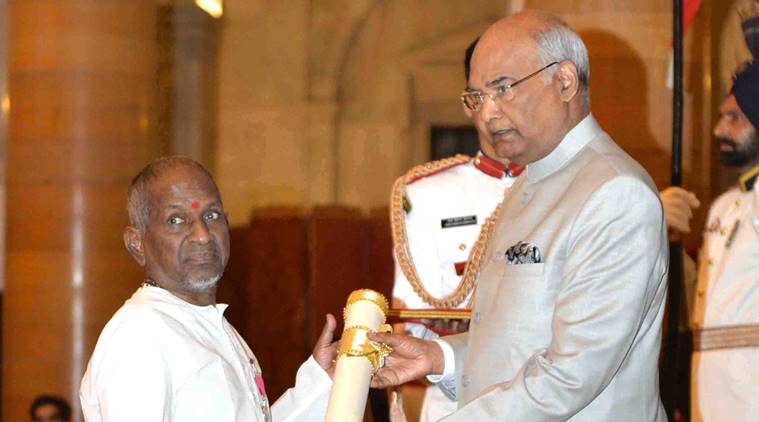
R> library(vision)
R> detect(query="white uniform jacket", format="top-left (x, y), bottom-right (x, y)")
top-left (435, 115), bottom-right (668, 421)
top-left (691, 170), bottom-right (759, 421)
top-left (393, 152), bottom-right (520, 314)
top-left (80, 285), bottom-right (330, 422)
top-left (392, 153), bottom-right (520, 421)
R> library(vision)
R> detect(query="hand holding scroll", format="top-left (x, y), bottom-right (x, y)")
top-left (367, 331), bottom-right (445, 388)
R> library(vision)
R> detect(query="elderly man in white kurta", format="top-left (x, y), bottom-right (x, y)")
top-left (370, 11), bottom-right (668, 421)
top-left (80, 157), bottom-right (336, 422)
top-left (691, 59), bottom-right (759, 421)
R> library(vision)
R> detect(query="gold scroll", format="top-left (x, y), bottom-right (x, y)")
top-left (325, 289), bottom-right (392, 422)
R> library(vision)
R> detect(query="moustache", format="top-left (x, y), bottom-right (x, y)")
top-left (183, 244), bottom-right (221, 262)
top-left (716, 136), bottom-right (737, 150)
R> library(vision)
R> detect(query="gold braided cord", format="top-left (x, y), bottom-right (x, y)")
top-left (398, 154), bottom-right (472, 184)
top-left (390, 154), bottom-right (502, 308)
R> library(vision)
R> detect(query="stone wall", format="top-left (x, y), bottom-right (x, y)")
top-left (215, 0), bottom-right (716, 253)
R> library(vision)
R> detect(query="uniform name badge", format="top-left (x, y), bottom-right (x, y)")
top-left (441, 215), bottom-right (477, 229)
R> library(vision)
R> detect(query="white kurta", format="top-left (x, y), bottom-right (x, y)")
top-left (692, 185), bottom-right (759, 421)
top-left (80, 285), bottom-right (331, 422)
top-left (392, 153), bottom-right (517, 422)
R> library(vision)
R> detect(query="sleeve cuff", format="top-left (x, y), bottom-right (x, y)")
top-left (426, 338), bottom-right (455, 383)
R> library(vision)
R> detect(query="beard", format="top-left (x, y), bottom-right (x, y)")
top-left (185, 273), bottom-right (222, 292)
top-left (718, 132), bottom-right (759, 167)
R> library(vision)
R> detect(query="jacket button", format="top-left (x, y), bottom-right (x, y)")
top-left (461, 375), bottom-right (470, 387)
top-left (472, 312), bottom-right (481, 324)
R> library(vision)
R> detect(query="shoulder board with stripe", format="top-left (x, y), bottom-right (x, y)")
top-left (405, 154), bottom-right (472, 184)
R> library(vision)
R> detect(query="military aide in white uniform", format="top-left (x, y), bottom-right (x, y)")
top-left (692, 59), bottom-right (759, 421)
top-left (391, 152), bottom-right (523, 421)
top-left (80, 157), bottom-right (335, 422)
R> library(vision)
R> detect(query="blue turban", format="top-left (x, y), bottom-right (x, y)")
top-left (732, 60), bottom-right (759, 131)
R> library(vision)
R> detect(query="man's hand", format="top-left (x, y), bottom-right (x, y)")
top-left (367, 332), bottom-right (444, 388)
top-left (660, 186), bottom-right (700, 233)
top-left (312, 314), bottom-right (339, 378)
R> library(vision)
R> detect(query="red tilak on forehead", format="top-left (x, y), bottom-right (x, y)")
top-left (191, 200), bottom-right (201, 209)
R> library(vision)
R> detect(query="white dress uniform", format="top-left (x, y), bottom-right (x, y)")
top-left (392, 152), bottom-right (522, 422)
top-left (80, 285), bottom-right (331, 422)
top-left (691, 164), bottom-right (759, 422)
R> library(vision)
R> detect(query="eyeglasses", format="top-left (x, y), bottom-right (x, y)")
top-left (460, 61), bottom-right (559, 111)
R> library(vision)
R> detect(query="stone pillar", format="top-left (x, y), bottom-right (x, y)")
top-left (0, 0), bottom-right (6, 410)
top-left (3, 1), bottom-right (161, 419)
top-left (172, 0), bottom-right (220, 170)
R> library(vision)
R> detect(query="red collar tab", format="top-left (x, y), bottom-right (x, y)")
top-left (507, 162), bottom-right (525, 177)
top-left (474, 153), bottom-right (525, 178)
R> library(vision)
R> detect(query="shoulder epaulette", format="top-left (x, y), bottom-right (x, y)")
top-left (404, 154), bottom-right (472, 184)
top-left (739, 162), bottom-right (759, 192)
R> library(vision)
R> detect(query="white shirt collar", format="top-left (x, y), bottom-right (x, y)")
top-left (138, 284), bottom-right (229, 318)
top-left (526, 113), bottom-right (602, 183)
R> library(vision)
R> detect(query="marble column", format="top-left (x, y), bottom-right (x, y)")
top-left (3, 1), bottom-right (161, 419)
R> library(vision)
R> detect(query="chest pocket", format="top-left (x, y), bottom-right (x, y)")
top-left (483, 261), bottom-right (556, 333)
top-left (498, 263), bottom-right (551, 310)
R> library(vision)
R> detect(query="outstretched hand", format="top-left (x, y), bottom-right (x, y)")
top-left (312, 314), bottom-right (339, 378)
top-left (368, 331), bottom-right (444, 388)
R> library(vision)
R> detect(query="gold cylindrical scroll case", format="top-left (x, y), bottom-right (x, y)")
top-left (325, 289), bottom-right (391, 422)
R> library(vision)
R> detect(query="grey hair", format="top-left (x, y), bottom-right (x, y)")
top-left (532, 18), bottom-right (590, 99)
top-left (127, 156), bottom-right (218, 232)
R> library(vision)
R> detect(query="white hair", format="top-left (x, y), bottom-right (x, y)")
top-left (533, 20), bottom-right (590, 99)
top-left (185, 274), bottom-right (222, 292)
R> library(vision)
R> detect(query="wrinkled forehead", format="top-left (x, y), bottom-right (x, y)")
top-left (469, 29), bottom-right (539, 87)
top-left (147, 166), bottom-right (221, 208)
